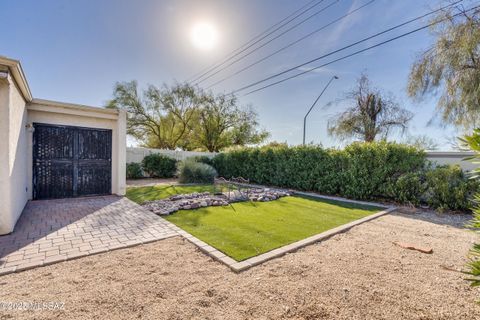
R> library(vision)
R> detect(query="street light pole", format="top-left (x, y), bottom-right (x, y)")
top-left (303, 75), bottom-right (338, 145)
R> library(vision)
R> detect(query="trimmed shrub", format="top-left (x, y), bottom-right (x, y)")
top-left (341, 142), bottom-right (425, 199)
top-left (126, 162), bottom-right (143, 179)
top-left (424, 165), bottom-right (477, 211)
top-left (213, 141), bottom-right (425, 199)
top-left (211, 142), bottom-right (477, 211)
top-left (141, 154), bottom-right (177, 178)
top-left (395, 172), bottom-right (425, 206)
top-left (177, 160), bottom-right (218, 183)
top-left (189, 155), bottom-right (214, 166)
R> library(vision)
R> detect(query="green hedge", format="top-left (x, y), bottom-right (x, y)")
top-left (212, 142), bottom-right (476, 211)
top-left (213, 142), bottom-right (425, 199)
top-left (141, 154), bottom-right (177, 178)
top-left (126, 162), bottom-right (143, 179)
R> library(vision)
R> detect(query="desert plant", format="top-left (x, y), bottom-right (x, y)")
top-left (177, 160), bottom-right (217, 184)
top-left (424, 165), bottom-right (477, 211)
top-left (141, 154), bottom-right (177, 178)
top-left (462, 129), bottom-right (480, 287)
top-left (126, 162), bottom-right (143, 179)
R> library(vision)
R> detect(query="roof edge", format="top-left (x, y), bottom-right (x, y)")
top-left (30, 98), bottom-right (119, 115)
top-left (0, 56), bottom-right (33, 102)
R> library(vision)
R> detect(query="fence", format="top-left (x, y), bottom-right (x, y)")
top-left (126, 147), bottom-right (216, 163)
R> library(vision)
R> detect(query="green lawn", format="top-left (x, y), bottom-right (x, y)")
top-left (126, 184), bottom-right (220, 204)
top-left (164, 195), bottom-right (382, 261)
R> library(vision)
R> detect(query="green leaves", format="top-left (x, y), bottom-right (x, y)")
top-left (105, 82), bottom-right (268, 151)
top-left (464, 129), bottom-right (480, 288)
top-left (141, 154), bottom-right (177, 178)
top-left (213, 142), bottom-right (426, 201)
top-left (407, 8), bottom-right (480, 129)
top-left (212, 142), bottom-right (477, 211)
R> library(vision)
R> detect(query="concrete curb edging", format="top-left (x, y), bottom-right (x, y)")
top-left (161, 193), bottom-right (397, 273)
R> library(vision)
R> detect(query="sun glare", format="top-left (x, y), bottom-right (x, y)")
top-left (190, 22), bottom-right (218, 50)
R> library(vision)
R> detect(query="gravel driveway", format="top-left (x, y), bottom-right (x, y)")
top-left (0, 211), bottom-right (479, 319)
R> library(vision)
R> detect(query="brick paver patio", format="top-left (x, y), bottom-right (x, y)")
top-left (0, 196), bottom-right (178, 276)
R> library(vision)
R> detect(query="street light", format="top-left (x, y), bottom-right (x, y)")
top-left (303, 75), bottom-right (338, 145)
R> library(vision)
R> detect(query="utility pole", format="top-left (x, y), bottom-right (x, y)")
top-left (303, 75), bottom-right (338, 145)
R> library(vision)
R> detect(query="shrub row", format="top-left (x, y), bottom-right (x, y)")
top-left (126, 154), bottom-right (217, 183)
top-left (212, 142), bottom-right (477, 211)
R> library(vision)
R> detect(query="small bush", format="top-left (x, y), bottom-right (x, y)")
top-left (424, 165), bottom-right (477, 211)
top-left (126, 162), bottom-right (143, 179)
top-left (395, 172), bottom-right (425, 206)
top-left (141, 154), bottom-right (177, 178)
top-left (177, 160), bottom-right (217, 184)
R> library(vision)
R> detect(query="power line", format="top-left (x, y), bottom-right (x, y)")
top-left (235, 1), bottom-right (472, 96)
top-left (189, 0), bottom-right (328, 83)
top-left (205, 0), bottom-right (376, 90)
top-left (194, 0), bottom-right (340, 84)
top-left (187, 0), bottom-right (322, 82)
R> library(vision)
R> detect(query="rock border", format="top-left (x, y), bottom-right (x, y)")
top-left (160, 191), bottom-right (397, 272)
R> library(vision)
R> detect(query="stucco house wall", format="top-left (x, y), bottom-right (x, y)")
top-left (5, 73), bottom-right (29, 235)
top-left (0, 56), bottom-right (126, 235)
top-left (0, 72), bottom-right (12, 234)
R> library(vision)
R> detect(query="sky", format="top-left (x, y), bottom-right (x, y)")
top-left (0, 0), bottom-right (467, 149)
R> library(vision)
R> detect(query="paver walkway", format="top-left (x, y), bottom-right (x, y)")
top-left (0, 196), bottom-right (178, 276)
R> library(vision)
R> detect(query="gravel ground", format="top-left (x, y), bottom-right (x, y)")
top-left (127, 178), bottom-right (178, 187)
top-left (0, 211), bottom-right (479, 320)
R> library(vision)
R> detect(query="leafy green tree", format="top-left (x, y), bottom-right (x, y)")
top-left (408, 5), bottom-right (480, 129)
top-left (328, 75), bottom-right (413, 142)
top-left (106, 81), bottom-right (269, 151)
top-left (462, 129), bottom-right (480, 287)
top-left (106, 81), bottom-right (198, 149)
top-left (193, 92), bottom-right (269, 152)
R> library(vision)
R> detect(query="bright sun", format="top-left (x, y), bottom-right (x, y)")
top-left (190, 22), bottom-right (218, 50)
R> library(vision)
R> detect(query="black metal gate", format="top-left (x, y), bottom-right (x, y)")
top-left (33, 123), bottom-right (112, 200)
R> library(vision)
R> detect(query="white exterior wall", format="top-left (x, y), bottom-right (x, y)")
top-left (127, 147), bottom-right (216, 163)
top-left (426, 151), bottom-right (476, 172)
top-left (0, 75), bottom-right (11, 234)
top-left (26, 101), bottom-right (127, 198)
top-left (0, 74), bottom-right (29, 235)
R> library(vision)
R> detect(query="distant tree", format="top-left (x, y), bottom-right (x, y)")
top-left (106, 81), bottom-right (269, 151)
top-left (404, 134), bottom-right (439, 150)
top-left (262, 141), bottom-right (289, 148)
top-left (106, 81), bottom-right (198, 150)
top-left (328, 75), bottom-right (413, 142)
top-left (407, 4), bottom-right (480, 129)
top-left (194, 92), bottom-right (269, 152)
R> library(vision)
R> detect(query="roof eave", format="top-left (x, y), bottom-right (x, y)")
top-left (0, 56), bottom-right (33, 102)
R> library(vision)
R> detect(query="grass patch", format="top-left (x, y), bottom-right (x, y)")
top-left (126, 184), bottom-right (219, 204)
top-left (164, 195), bottom-right (382, 261)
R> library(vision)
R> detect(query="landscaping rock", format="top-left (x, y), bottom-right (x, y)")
top-left (142, 187), bottom-right (292, 216)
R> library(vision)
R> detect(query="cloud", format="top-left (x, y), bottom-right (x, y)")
top-left (313, 0), bottom-right (369, 51)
